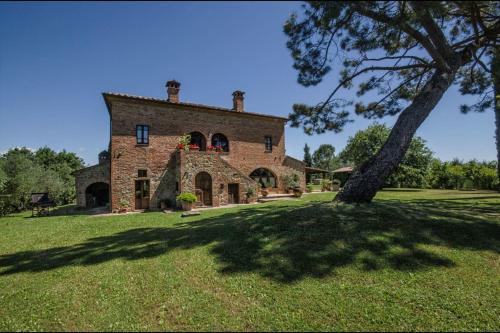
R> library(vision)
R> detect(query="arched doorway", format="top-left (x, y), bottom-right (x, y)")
top-left (189, 131), bottom-right (206, 151)
top-left (195, 172), bottom-right (212, 206)
top-left (249, 168), bottom-right (278, 188)
top-left (85, 182), bottom-right (109, 208)
top-left (211, 133), bottom-right (229, 152)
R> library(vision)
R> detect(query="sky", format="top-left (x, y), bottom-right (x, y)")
top-left (0, 1), bottom-right (497, 166)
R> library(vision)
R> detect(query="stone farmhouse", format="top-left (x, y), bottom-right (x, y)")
top-left (74, 80), bottom-right (305, 212)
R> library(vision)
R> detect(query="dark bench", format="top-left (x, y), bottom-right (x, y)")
top-left (31, 192), bottom-right (55, 217)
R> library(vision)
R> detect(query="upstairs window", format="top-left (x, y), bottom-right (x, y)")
top-left (211, 133), bottom-right (229, 152)
top-left (136, 125), bottom-right (149, 144)
top-left (189, 131), bottom-right (206, 151)
top-left (264, 136), bottom-right (272, 152)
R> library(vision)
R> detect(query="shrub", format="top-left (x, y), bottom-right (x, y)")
top-left (246, 186), bottom-right (256, 198)
top-left (176, 192), bottom-right (197, 203)
top-left (119, 198), bottom-right (129, 208)
top-left (332, 179), bottom-right (341, 191)
top-left (320, 179), bottom-right (332, 191)
top-left (306, 183), bottom-right (314, 193)
top-left (282, 172), bottom-right (300, 191)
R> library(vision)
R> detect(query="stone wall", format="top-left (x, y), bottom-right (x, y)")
top-left (74, 161), bottom-right (110, 207)
top-left (281, 155), bottom-right (307, 189)
top-left (179, 150), bottom-right (259, 206)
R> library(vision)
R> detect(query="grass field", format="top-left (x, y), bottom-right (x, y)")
top-left (0, 189), bottom-right (499, 331)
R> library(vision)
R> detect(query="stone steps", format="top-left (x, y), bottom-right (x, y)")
top-left (257, 193), bottom-right (296, 202)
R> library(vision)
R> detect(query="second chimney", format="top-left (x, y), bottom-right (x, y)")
top-left (166, 80), bottom-right (181, 103)
top-left (232, 90), bottom-right (245, 112)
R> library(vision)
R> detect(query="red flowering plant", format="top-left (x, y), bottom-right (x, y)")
top-left (177, 133), bottom-right (191, 152)
top-left (215, 145), bottom-right (223, 152)
top-left (188, 144), bottom-right (200, 151)
top-left (207, 145), bottom-right (216, 151)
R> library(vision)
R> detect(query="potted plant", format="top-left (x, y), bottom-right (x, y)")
top-left (292, 186), bottom-right (303, 198)
top-left (118, 199), bottom-right (129, 213)
top-left (176, 192), bottom-right (197, 211)
top-left (245, 186), bottom-right (256, 203)
top-left (282, 173), bottom-right (300, 193)
top-left (207, 145), bottom-right (216, 151)
top-left (260, 182), bottom-right (270, 197)
top-left (215, 145), bottom-right (223, 152)
top-left (177, 133), bottom-right (191, 152)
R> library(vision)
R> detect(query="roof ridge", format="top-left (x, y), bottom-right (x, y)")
top-left (102, 92), bottom-right (288, 121)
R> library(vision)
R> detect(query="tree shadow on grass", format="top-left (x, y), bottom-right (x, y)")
top-left (1, 199), bottom-right (499, 282)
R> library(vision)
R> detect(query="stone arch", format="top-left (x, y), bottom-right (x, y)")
top-left (85, 182), bottom-right (109, 208)
top-left (211, 133), bottom-right (229, 152)
top-left (195, 171), bottom-right (212, 206)
top-left (189, 131), bottom-right (206, 151)
top-left (249, 168), bottom-right (278, 188)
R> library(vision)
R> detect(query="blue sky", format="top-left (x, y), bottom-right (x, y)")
top-left (0, 1), bottom-right (496, 166)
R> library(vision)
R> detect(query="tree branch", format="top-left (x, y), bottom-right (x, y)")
top-left (409, 1), bottom-right (456, 67)
top-left (318, 63), bottom-right (430, 113)
top-left (361, 67), bottom-right (433, 115)
top-left (350, 2), bottom-right (449, 70)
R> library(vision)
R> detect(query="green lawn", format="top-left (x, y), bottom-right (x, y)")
top-left (0, 189), bottom-right (499, 331)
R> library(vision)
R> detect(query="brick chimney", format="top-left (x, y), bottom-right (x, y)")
top-left (166, 80), bottom-right (181, 103)
top-left (232, 90), bottom-right (245, 112)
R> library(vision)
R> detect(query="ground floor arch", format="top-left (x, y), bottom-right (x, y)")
top-left (249, 168), bottom-right (278, 188)
top-left (195, 171), bottom-right (212, 206)
top-left (85, 182), bottom-right (109, 208)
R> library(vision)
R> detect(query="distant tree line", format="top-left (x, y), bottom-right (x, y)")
top-left (0, 147), bottom-right (84, 216)
top-left (305, 123), bottom-right (499, 190)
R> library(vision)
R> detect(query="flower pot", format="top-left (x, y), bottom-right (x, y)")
top-left (293, 188), bottom-right (303, 198)
top-left (181, 201), bottom-right (193, 211)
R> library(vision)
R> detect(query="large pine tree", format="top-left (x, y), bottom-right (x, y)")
top-left (284, 1), bottom-right (499, 202)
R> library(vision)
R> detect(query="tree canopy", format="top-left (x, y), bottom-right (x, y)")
top-left (0, 147), bottom-right (84, 215)
top-left (284, 1), bottom-right (500, 202)
top-left (284, 1), bottom-right (499, 134)
top-left (312, 144), bottom-right (336, 171)
top-left (339, 123), bottom-right (433, 187)
top-left (303, 143), bottom-right (313, 167)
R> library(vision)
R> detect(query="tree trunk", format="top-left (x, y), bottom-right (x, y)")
top-left (335, 69), bottom-right (458, 203)
top-left (493, 49), bottom-right (500, 190)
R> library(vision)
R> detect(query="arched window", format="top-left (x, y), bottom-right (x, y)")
top-left (189, 132), bottom-right (206, 151)
top-left (211, 133), bottom-right (229, 152)
top-left (249, 168), bottom-right (277, 188)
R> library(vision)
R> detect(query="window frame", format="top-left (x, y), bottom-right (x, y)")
top-left (264, 135), bottom-right (272, 152)
top-left (136, 125), bottom-right (149, 145)
top-left (211, 133), bottom-right (229, 152)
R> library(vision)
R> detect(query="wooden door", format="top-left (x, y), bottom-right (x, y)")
top-left (135, 180), bottom-right (150, 209)
top-left (228, 183), bottom-right (239, 204)
top-left (195, 172), bottom-right (212, 206)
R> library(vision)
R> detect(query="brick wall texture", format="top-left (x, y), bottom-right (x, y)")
top-left (76, 93), bottom-right (305, 211)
